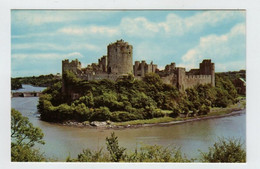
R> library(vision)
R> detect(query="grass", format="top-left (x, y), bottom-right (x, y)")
top-left (161, 110), bottom-right (172, 114)
top-left (113, 116), bottom-right (175, 126)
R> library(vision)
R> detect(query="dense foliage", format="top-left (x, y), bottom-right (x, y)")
top-left (11, 109), bottom-right (46, 161)
top-left (11, 74), bottom-right (61, 90)
top-left (200, 138), bottom-right (246, 162)
top-left (11, 78), bottom-right (22, 90)
top-left (38, 71), bottom-right (238, 123)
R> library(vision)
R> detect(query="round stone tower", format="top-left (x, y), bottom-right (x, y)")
top-left (107, 39), bottom-right (133, 75)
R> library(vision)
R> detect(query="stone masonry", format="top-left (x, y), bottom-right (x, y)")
top-left (62, 40), bottom-right (215, 92)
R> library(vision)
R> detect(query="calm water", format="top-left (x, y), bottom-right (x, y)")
top-left (11, 84), bottom-right (46, 93)
top-left (11, 85), bottom-right (246, 161)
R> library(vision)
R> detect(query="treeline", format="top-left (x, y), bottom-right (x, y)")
top-left (216, 70), bottom-right (246, 82)
top-left (11, 74), bottom-right (61, 90)
top-left (11, 78), bottom-right (22, 90)
top-left (38, 71), bottom-right (238, 123)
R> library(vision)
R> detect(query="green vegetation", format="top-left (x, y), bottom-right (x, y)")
top-left (11, 74), bottom-right (61, 90)
top-left (38, 71), bottom-right (240, 123)
top-left (216, 70), bottom-right (246, 96)
top-left (11, 78), bottom-right (22, 90)
top-left (11, 109), bottom-right (46, 161)
top-left (200, 138), bottom-right (246, 162)
top-left (113, 117), bottom-right (176, 126)
top-left (114, 100), bottom-right (245, 126)
top-left (106, 132), bottom-right (126, 162)
top-left (216, 70), bottom-right (246, 82)
top-left (66, 132), bottom-right (245, 162)
top-left (67, 132), bottom-right (191, 162)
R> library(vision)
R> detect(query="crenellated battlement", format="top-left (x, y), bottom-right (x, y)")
top-left (186, 75), bottom-right (211, 79)
top-left (62, 40), bottom-right (215, 94)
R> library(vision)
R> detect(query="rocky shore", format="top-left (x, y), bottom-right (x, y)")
top-left (60, 108), bottom-right (246, 129)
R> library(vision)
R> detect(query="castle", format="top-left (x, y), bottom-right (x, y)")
top-left (62, 39), bottom-right (215, 92)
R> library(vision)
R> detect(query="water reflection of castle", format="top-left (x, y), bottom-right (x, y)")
top-left (62, 39), bottom-right (215, 91)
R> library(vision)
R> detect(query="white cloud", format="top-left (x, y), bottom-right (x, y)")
top-left (58, 26), bottom-right (119, 36)
top-left (184, 11), bottom-right (244, 32)
top-left (12, 11), bottom-right (78, 26)
top-left (120, 17), bottom-right (162, 37)
top-left (57, 11), bottom-right (245, 38)
top-left (12, 11), bottom-right (245, 40)
top-left (180, 23), bottom-right (246, 71)
top-left (12, 52), bottom-right (84, 59)
top-left (11, 32), bottom-right (57, 39)
top-left (118, 11), bottom-right (245, 37)
top-left (12, 10), bottom-right (119, 26)
top-left (12, 43), bottom-right (100, 51)
top-left (65, 52), bottom-right (83, 58)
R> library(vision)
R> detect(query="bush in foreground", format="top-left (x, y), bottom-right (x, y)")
top-left (67, 133), bottom-right (246, 163)
top-left (200, 138), bottom-right (246, 162)
top-left (67, 132), bottom-right (191, 162)
top-left (11, 109), bottom-right (46, 161)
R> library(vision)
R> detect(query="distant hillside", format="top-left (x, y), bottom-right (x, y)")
top-left (216, 70), bottom-right (246, 81)
top-left (11, 74), bottom-right (61, 90)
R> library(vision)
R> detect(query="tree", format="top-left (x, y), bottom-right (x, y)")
top-left (11, 109), bottom-right (45, 161)
top-left (90, 107), bottom-right (111, 121)
top-left (11, 78), bottom-right (22, 90)
top-left (198, 104), bottom-right (210, 115)
top-left (200, 138), bottom-right (246, 162)
top-left (106, 132), bottom-right (126, 162)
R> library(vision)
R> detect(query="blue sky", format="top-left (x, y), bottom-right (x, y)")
top-left (11, 10), bottom-right (246, 77)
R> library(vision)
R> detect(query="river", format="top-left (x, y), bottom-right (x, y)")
top-left (11, 85), bottom-right (246, 161)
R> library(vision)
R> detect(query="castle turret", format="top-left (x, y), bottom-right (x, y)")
top-left (107, 39), bottom-right (133, 75)
top-left (199, 59), bottom-right (215, 87)
top-left (62, 59), bottom-right (81, 75)
top-left (62, 59), bottom-right (82, 93)
top-left (176, 67), bottom-right (186, 91)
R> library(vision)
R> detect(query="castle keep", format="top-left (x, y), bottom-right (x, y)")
top-left (62, 40), bottom-right (215, 92)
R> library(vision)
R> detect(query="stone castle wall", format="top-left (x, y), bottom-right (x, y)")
top-left (133, 60), bottom-right (157, 77)
top-left (62, 40), bottom-right (215, 95)
top-left (161, 74), bottom-right (177, 86)
top-left (184, 75), bottom-right (212, 89)
top-left (62, 59), bottom-right (82, 75)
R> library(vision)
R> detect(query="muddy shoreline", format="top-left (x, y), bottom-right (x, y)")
top-left (54, 108), bottom-right (246, 130)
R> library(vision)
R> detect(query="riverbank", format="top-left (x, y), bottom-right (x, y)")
top-left (59, 99), bottom-right (246, 129)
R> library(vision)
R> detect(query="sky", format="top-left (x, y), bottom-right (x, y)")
top-left (11, 10), bottom-right (246, 77)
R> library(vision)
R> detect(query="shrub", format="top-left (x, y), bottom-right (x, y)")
top-left (73, 103), bottom-right (91, 121)
top-left (106, 132), bottom-right (126, 162)
top-left (198, 104), bottom-right (210, 115)
top-left (128, 145), bottom-right (190, 162)
top-left (200, 138), bottom-right (246, 162)
top-left (89, 107), bottom-right (111, 121)
top-left (11, 109), bottom-right (46, 161)
top-left (110, 111), bottom-right (137, 122)
top-left (152, 109), bottom-right (164, 118)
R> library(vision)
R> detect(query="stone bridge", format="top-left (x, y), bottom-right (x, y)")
top-left (11, 92), bottom-right (42, 97)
